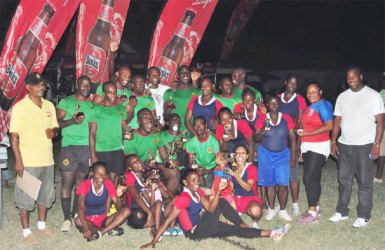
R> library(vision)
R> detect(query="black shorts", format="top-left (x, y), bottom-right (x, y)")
top-left (96, 149), bottom-right (124, 175)
top-left (59, 146), bottom-right (90, 173)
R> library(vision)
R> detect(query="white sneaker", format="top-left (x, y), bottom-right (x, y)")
top-left (278, 210), bottom-right (293, 221)
top-left (292, 204), bottom-right (300, 216)
top-left (373, 177), bottom-right (383, 183)
top-left (265, 208), bottom-right (278, 221)
top-left (329, 212), bottom-right (348, 222)
top-left (270, 224), bottom-right (292, 241)
top-left (250, 221), bottom-right (259, 229)
top-left (352, 218), bottom-right (369, 228)
top-left (61, 220), bottom-right (71, 232)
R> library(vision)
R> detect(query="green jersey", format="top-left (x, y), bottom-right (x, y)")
top-left (163, 86), bottom-right (201, 131)
top-left (183, 133), bottom-right (219, 170)
top-left (89, 104), bottom-right (127, 152)
top-left (95, 84), bottom-right (131, 106)
top-left (128, 95), bottom-right (155, 129)
top-left (214, 93), bottom-right (242, 112)
top-left (232, 85), bottom-right (262, 104)
top-left (160, 130), bottom-right (186, 161)
top-left (57, 96), bottom-right (94, 147)
top-left (123, 130), bottom-right (165, 162)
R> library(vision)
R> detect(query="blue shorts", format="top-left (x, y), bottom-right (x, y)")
top-left (258, 145), bottom-right (290, 186)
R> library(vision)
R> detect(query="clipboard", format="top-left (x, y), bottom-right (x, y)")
top-left (16, 171), bottom-right (42, 200)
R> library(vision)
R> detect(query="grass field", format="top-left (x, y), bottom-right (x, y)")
top-left (1, 144), bottom-right (385, 250)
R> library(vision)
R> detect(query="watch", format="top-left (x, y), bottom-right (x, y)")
top-left (373, 142), bottom-right (380, 147)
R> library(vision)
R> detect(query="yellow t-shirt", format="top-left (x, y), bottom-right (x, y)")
top-left (9, 95), bottom-right (59, 167)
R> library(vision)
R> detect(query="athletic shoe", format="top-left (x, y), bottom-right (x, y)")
top-left (249, 221), bottom-right (259, 229)
top-left (87, 231), bottom-right (101, 242)
top-left (24, 234), bottom-right (39, 245)
top-left (292, 204), bottom-right (300, 216)
top-left (373, 177), bottom-right (383, 183)
top-left (265, 208), bottom-right (278, 221)
top-left (352, 218), bottom-right (369, 228)
top-left (270, 224), bottom-right (292, 241)
top-left (297, 212), bottom-right (318, 224)
top-left (163, 228), bottom-right (178, 236)
top-left (174, 227), bottom-right (184, 236)
top-left (61, 220), bottom-right (72, 232)
top-left (329, 212), bottom-right (348, 222)
top-left (279, 210), bottom-right (293, 221)
top-left (108, 227), bottom-right (124, 236)
top-left (37, 227), bottom-right (57, 237)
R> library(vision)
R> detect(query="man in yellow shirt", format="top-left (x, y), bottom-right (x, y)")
top-left (10, 72), bottom-right (59, 245)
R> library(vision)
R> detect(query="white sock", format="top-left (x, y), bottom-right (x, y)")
top-left (23, 228), bottom-right (32, 237)
top-left (293, 203), bottom-right (299, 208)
top-left (308, 210), bottom-right (317, 217)
top-left (316, 205), bottom-right (320, 212)
top-left (37, 221), bottom-right (46, 230)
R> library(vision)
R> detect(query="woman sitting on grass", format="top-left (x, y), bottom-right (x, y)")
top-left (75, 161), bottom-right (131, 241)
top-left (141, 169), bottom-right (291, 248)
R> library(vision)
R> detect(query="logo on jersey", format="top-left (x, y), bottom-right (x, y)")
top-left (120, 110), bottom-right (124, 116)
top-left (207, 147), bottom-right (213, 154)
top-left (146, 101), bottom-right (152, 107)
top-left (154, 138), bottom-right (159, 144)
top-left (308, 108), bottom-right (315, 116)
top-left (63, 159), bottom-right (70, 166)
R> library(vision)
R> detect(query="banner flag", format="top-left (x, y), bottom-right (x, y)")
top-left (76, 0), bottom-right (131, 93)
top-left (0, 0), bottom-right (81, 111)
top-left (220, 0), bottom-right (261, 61)
top-left (148, 0), bottom-right (218, 85)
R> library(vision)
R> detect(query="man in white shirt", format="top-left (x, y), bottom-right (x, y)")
top-left (146, 66), bottom-right (169, 125)
top-left (329, 66), bottom-right (384, 228)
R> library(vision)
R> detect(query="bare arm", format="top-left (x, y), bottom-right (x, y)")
top-left (10, 133), bottom-right (24, 177)
top-left (57, 108), bottom-right (84, 129)
top-left (89, 122), bottom-right (98, 163)
top-left (228, 169), bottom-right (253, 192)
top-left (126, 185), bottom-right (154, 227)
top-left (288, 128), bottom-right (296, 167)
top-left (370, 113), bottom-right (384, 160)
top-left (92, 95), bottom-right (104, 104)
top-left (77, 194), bottom-right (92, 240)
top-left (245, 135), bottom-right (254, 162)
top-left (184, 110), bottom-right (196, 136)
top-left (331, 116), bottom-right (341, 158)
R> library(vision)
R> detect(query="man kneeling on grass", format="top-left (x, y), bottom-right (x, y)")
top-left (74, 161), bottom-right (131, 241)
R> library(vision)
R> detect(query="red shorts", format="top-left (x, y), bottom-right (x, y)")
top-left (86, 214), bottom-right (107, 228)
top-left (234, 195), bottom-right (262, 213)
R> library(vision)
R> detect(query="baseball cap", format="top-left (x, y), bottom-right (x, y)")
top-left (25, 72), bottom-right (44, 85)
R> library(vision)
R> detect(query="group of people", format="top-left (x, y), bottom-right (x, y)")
top-left (6, 64), bottom-right (384, 247)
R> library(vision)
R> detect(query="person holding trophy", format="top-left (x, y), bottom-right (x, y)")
top-left (216, 107), bottom-right (254, 163)
top-left (56, 76), bottom-right (93, 232)
top-left (123, 108), bottom-right (179, 194)
top-left (254, 95), bottom-right (296, 222)
top-left (75, 161), bottom-right (130, 241)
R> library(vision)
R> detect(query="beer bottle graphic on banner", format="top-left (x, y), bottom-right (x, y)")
top-left (81, 0), bottom-right (114, 92)
top-left (157, 9), bottom-right (196, 85)
top-left (0, 3), bottom-right (55, 111)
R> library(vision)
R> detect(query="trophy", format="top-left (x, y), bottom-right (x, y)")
top-left (223, 124), bottom-right (231, 140)
top-left (240, 106), bottom-right (246, 119)
top-left (297, 120), bottom-right (303, 133)
top-left (124, 124), bottom-right (134, 140)
top-left (118, 174), bottom-right (127, 188)
top-left (147, 150), bottom-right (156, 168)
top-left (264, 118), bottom-right (271, 131)
top-left (191, 154), bottom-right (198, 169)
top-left (74, 104), bottom-right (84, 118)
top-left (150, 169), bottom-right (160, 183)
top-left (181, 130), bottom-right (188, 143)
top-left (166, 140), bottom-right (178, 169)
top-left (169, 96), bottom-right (176, 110)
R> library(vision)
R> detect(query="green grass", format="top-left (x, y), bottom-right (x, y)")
top-left (2, 144), bottom-right (385, 249)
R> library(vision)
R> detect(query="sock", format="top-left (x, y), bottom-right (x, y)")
top-left (23, 228), bottom-right (32, 237)
top-left (316, 205), bottom-right (320, 212)
top-left (37, 221), bottom-right (46, 230)
top-left (98, 231), bottom-right (102, 238)
top-left (61, 197), bottom-right (71, 220)
top-left (293, 203), bottom-right (299, 208)
top-left (308, 210), bottom-right (317, 217)
top-left (71, 194), bottom-right (79, 218)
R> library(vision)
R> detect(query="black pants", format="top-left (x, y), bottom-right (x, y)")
top-left (189, 199), bottom-right (262, 241)
top-left (302, 151), bottom-right (327, 207)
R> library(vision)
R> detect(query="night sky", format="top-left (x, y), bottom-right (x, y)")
top-left (0, 0), bottom-right (384, 73)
